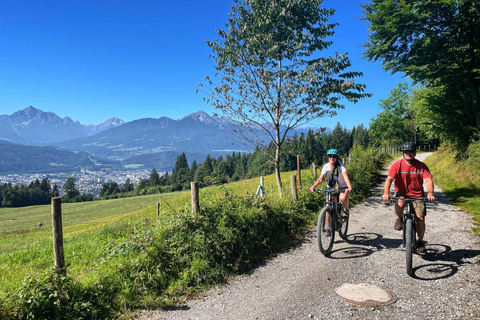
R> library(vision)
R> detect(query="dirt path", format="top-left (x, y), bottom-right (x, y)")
top-left (139, 153), bottom-right (480, 320)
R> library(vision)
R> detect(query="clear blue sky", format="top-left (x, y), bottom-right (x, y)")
top-left (0, 0), bottom-right (406, 129)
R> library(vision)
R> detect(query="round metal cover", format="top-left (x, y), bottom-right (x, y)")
top-left (334, 283), bottom-right (397, 307)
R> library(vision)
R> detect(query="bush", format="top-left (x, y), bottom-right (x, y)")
top-left (346, 145), bottom-right (389, 203)
top-left (3, 270), bottom-right (111, 320)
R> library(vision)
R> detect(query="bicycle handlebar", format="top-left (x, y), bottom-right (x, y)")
top-left (312, 188), bottom-right (346, 195)
top-left (390, 197), bottom-right (428, 203)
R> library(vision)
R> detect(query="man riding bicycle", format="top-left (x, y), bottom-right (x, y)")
top-left (382, 142), bottom-right (436, 254)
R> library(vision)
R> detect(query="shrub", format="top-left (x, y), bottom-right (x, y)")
top-left (4, 269), bottom-right (111, 320)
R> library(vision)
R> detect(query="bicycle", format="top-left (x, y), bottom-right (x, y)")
top-left (391, 196), bottom-right (428, 276)
top-left (313, 188), bottom-right (349, 255)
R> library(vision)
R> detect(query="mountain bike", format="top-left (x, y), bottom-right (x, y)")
top-left (313, 188), bottom-right (349, 256)
top-left (391, 196), bottom-right (428, 276)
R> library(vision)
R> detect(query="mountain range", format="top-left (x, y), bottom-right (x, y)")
top-left (0, 106), bottom-right (329, 174)
top-left (0, 106), bottom-right (124, 145)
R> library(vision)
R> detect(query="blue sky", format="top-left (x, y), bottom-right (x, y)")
top-left (0, 0), bottom-right (407, 130)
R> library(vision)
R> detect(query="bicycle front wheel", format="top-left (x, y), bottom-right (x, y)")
top-left (405, 219), bottom-right (414, 276)
top-left (317, 207), bottom-right (335, 255)
top-left (338, 207), bottom-right (349, 239)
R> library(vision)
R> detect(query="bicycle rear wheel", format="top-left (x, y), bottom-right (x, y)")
top-left (338, 206), bottom-right (349, 239)
top-left (405, 218), bottom-right (414, 276)
top-left (317, 207), bottom-right (335, 255)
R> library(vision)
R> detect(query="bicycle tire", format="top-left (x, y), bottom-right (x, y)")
top-left (317, 206), bottom-right (335, 255)
top-left (405, 218), bottom-right (414, 276)
top-left (338, 206), bottom-right (349, 239)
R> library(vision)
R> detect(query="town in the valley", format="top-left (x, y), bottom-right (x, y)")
top-left (0, 168), bottom-right (159, 196)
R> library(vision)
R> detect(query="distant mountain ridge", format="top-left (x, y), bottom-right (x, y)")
top-left (0, 106), bottom-right (124, 145)
top-left (55, 111), bottom-right (244, 162)
top-left (0, 107), bottom-right (332, 174)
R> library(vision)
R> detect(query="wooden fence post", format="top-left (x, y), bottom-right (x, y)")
top-left (297, 155), bottom-right (301, 190)
top-left (191, 181), bottom-right (199, 213)
top-left (156, 202), bottom-right (160, 217)
top-left (312, 162), bottom-right (317, 180)
top-left (291, 175), bottom-right (298, 201)
top-left (51, 197), bottom-right (65, 274)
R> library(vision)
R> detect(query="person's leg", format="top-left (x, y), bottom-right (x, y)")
top-left (415, 199), bottom-right (427, 253)
top-left (416, 215), bottom-right (425, 242)
top-left (394, 198), bottom-right (406, 230)
top-left (340, 192), bottom-right (349, 212)
top-left (415, 200), bottom-right (427, 242)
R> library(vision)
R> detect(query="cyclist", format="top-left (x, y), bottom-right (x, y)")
top-left (309, 148), bottom-right (353, 214)
top-left (382, 141), bottom-right (436, 254)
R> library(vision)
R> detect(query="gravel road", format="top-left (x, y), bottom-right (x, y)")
top-left (139, 153), bottom-right (480, 320)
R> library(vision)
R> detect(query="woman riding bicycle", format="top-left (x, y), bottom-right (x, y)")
top-left (382, 141), bottom-right (436, 254)
top-left (309, 149), bottom-right (353, 213)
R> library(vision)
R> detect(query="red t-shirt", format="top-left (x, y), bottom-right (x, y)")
top-left (388, 158), bottom-right (432, 198)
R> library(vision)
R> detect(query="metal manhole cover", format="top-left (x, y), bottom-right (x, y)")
top-left (334, 283), bottom-right (397, 307)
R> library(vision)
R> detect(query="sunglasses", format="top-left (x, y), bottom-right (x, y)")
top-left (328, 155), bottom-right (338, 158)
top-left (403, 151), bottom-right (415, 155)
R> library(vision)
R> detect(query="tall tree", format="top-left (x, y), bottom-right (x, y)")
top-left (149, 168), bottom-right (161, 187)
top-left (201, 0), bottom-right (370, 196)
top-left (362, 0), bottom-right (480, 148)
top-left (63, 177), bottom-right (80, 199)
top-left (369, 82), bottom-right (414, 147)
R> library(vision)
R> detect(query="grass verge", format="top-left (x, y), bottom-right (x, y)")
top-left (424, 147), bottom-right (480, 236)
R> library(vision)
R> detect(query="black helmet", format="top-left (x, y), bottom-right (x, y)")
top-left (401, 142), bottom-right (416, 152)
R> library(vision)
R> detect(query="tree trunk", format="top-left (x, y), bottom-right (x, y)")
top-left (275, 143), bottom-right (282, 197)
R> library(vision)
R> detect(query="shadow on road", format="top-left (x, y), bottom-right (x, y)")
top-left (324, 231), bottom-right (480, 280)
top-left (326, 232), bottom-right (402, 260)
top-left (412, 244), bottom-right (480, 280)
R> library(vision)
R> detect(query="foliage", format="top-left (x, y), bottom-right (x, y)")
top-left (424, 143), bottom-right (480, 234)
top-left (346, 145), bottom-right (390, 203)
top-left (362, 0), bottom-right (480, 149)
top-left (2, 269), bottom-right (110, 320)
top-left (0, 178), bottom-right (59, 208)
top-left (200, 0), bottom-right (370, 196)
top-left (63, 177), bottom-right (80, 200)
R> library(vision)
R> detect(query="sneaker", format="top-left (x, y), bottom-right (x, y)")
top-left (324, 227), bottom-right (332, 237)
top-left (417, 241), bottom-right (426, 254)
top-left (394, 217), bottom-right (402, 230)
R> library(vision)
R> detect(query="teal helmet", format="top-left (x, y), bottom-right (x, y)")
top-left (327, 149), bottom-right (339, 156)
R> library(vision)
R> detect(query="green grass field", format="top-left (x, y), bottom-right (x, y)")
top-left (0, 170), bottom-right (303, 295)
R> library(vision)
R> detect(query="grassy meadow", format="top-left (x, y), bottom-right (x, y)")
top-left (0, 173), bottom-right (287, 291)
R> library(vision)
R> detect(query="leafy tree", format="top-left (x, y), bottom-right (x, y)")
top-left (352, 124), bottom-right (369, 148)
top-left (362, 0), bottom-right (480, 148)
top-left (329, 122), bottom-right (349, 156)
top-left (369, 82), bottom-right (414, 147)
top-left (201, 0), bottom-right (370, 196)
top-left (149, 168), bottom-right (161, 187)
top-left (122, 178), bottom-right (134, 193)
top-left (63, 177), bottom-right (80, 200)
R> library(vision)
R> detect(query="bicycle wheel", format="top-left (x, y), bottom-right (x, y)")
top-left (405, 218), bottom-right (414, 276)
top-left (338, 206), bottom-right (349, 239)
top-left (317, 207), bottom-right (335, 255)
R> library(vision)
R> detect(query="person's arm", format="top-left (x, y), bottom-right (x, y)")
top-left (425, 177), bottom-right (435, 201)
top-left (309, 173), bottom-right (325, 192)
top-left (342, 171), bottom-right (352, 193)
top-left (383, 176), bottom-right (394, 201)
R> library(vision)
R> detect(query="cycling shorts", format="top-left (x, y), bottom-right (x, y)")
top-left (394, 191), bottom-right (426, 218)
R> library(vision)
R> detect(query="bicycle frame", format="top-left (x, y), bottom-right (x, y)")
top-left (314, 188), bottom-right (345, 219)
top-left (391, 196), bottom-right (427, 276)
